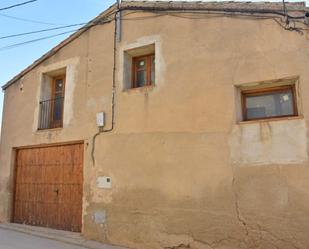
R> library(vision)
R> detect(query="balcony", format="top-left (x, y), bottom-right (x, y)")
top-left (38, 97), bottom-right (64, 130)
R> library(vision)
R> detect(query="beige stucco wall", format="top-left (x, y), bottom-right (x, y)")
top-left (1, 9), bottom-right (309, 249)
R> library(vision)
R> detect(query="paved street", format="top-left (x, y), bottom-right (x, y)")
top-left (0, 225), bottom-right (126, 249)
top-left (0, 228), bottom-right (91, 249)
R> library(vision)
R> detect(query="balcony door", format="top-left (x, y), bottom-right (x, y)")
top-left (51, 76), bottom-right (65, 128)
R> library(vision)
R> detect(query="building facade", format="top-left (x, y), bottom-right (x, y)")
top-left (1, 1), bottom-right (309, 248)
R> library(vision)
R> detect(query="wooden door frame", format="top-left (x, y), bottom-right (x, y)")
top-left (10, 148), bottom-right (18, 223)
top-left (11, 141), bottom-right (84, 231)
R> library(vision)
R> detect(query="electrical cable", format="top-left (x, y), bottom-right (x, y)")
top-left (0, 23), bottom-right (87, 40)
top-left (0, 0), bottom-right (38, 11)
top-left (91, 10), bottom-right (118, 166)
top-left (0, 16), bottom-right (114, 51)
top-left (0, 12), bottom-right (66, 25)
top-left (119, 6), bottom-right (306, 20)
top-left (0, 29), bottom-right (78, 51)
top-left (0, 8), bottom-right (118, 41)
top-left (119, 5), bottom-right (307, 35)
top-left (120, 8), bottom-right (307, 33)
top-left (0, 3), bottom-right (306, 52)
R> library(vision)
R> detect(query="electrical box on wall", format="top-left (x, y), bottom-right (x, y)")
top-left (97, 176), bottom-right (112, 189)
top-left (96, 112), bottom-right (105, 127)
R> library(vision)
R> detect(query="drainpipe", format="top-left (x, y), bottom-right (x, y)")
top-left (116, 0), bottom-right (122, 42)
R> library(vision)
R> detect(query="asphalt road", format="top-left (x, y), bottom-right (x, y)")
top-left (0, 228), bottom-right (90, 249)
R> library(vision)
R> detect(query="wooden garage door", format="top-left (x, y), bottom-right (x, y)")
top-left (13, 143), bottom-right (83, 232)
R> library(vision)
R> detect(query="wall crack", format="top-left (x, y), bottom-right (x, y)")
top-left (162, 231), bottom-right (215, 249)
top-left (231, 173), bottom-right (249, 236)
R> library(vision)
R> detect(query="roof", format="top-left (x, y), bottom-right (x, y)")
top-left (122, 0), bottom-right (306, 11)
top-left (2, 1), bottom-right (307, 90)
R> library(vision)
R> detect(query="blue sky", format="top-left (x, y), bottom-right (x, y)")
top-left (0, 0), bottom-right (116, 124)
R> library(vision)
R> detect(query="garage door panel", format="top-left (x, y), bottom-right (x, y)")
top-left (13, 143), bottom-right (83, 232)
top-left (63, 165), bottom-right (81, 184)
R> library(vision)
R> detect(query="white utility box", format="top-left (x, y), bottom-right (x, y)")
top-left (97, 176), bottom-right (112, 189)
top-left (96, 112), bottom-right (105, 127)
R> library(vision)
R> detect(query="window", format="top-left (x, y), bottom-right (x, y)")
top-left (132, 54), bottom-right (155, 88)
top-left (39, 74), bottom-right (65, 130)
top-left (123, 43), bottom-right (156, 90)
top-left (241, 85), bottom-right (297, 121)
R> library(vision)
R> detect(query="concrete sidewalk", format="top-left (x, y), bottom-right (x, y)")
top-left (0, 223), bottom-right (128, 249)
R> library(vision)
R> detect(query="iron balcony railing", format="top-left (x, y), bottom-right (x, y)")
top-left (38, 97), bottom-right (64, 130)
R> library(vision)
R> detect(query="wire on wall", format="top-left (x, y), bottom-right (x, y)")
top-left (91, 7), bottom-right (119, 166)
top-left (119, 6), bottom-right (308, 34)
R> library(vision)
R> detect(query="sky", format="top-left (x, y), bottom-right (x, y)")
top-left (0, 0), bottom-right (306, 126)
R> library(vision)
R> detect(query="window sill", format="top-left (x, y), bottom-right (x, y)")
top-left (123, 84), bottom-right (155, 93)
top-left (36, 127), bottom-right (63, 132)
top-left (238, 115), bottom-right (304, 125)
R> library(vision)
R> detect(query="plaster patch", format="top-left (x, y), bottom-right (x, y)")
top-left (32, 76), bottom-right (41, 132)
top-left (229, 118), bottom-right (308, 165)
top-left (63, 64), bottom-right (77, 126)
top-left (92, 210), bottom-right (106, 224)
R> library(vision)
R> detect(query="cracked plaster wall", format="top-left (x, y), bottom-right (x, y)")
top-left (1, 10), bottom-right (309, 249)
